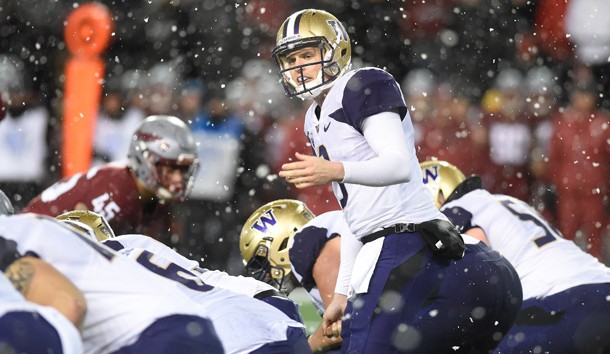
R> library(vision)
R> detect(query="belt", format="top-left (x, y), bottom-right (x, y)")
top-left (361, 223), bottom-right (422, 244)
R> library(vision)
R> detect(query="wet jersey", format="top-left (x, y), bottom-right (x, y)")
top-left (104, 234), bottom-right (278, 298)
top-left (441, 189), bottom-right (610, 299)
top-left (0, 213), bottom-right (210, 354)
top-left (22, 162), bottom-right (171, 241)
top-left (289, 211), bottom-right (345, 313)
top-left (104, 238), bottom-right (305, 354)
top-left (0, 273), bottom-right (83, 354)
top-left (303, 67), bottom-right (445, 238)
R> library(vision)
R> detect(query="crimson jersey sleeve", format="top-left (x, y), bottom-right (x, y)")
top-left (21, 163), bottom-right (171, 241)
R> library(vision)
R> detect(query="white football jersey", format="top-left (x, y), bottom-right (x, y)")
top-left (289, 211), bottom-right (348, 313)
top-left (442, 189), bottom-right (610, 299)
top-left (0, 273), bottom-right (83, 354)
top-left (304, 67), bottom-right (444, 238)
top-left (107, 234), bottom-right (277, 298)
top-left (0, 214), bottom-right (209, 354)
top-left (115, 245), bottom-right (305, 354)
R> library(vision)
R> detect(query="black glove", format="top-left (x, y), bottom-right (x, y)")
top-left (419, 219), bottom-right (465, 260)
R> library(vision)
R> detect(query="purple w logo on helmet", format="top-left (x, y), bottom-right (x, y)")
top-left (251, 209), bottom-right (278, 233)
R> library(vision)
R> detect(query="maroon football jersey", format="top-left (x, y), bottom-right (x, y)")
top-left (22, 162), bottom-right (172, 241)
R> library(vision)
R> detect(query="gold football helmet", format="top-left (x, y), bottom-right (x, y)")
top-left (272, 9), bottom-right (351, 100)
top-left (56, 210), bottom-right (116, 242)
top-left (239, 199), bottom-right (315, 295)
top-left (420, 160), bottom-right (466, 209)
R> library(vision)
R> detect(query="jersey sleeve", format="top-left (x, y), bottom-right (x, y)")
top-left (441, 206), bottom-right (475, 233)
top-left (333, 68), bottom-right (408, 133)
top-left (0, 236), bottom-right (22, 271)
top-left (289, 225), bottom-right (339, 292)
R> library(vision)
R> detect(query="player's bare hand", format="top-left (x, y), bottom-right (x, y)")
top-left (322, 293), bottom-right (347, 338)
top-left (279, 152), bottom-right (344, 188)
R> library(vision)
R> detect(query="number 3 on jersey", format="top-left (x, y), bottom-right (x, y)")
top-left (317, 145), bottom-right (348, 208)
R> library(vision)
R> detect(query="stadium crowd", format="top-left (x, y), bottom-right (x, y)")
top-left (1, 1), bottom-right (610, 353)
top-left (1, 0), bottom-right (609, 269)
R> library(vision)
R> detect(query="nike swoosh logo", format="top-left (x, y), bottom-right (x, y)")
top-left (323, 122), bottom-right (331, 132)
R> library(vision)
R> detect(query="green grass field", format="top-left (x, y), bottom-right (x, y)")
top-left (289, 287), bottom-right (322, 335)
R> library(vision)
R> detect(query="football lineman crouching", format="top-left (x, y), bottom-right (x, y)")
top-left (240, 200), bottom-right (344, 353)
top-left (0, 190), bottom-right (84, 354)
top-left (421, 160), bottom-right (610, 354)
top-left (240, 199), bottom-right (525, 354)
top-left (0, 196), bottom-right (224, 353)
top-left (58, 210), bottom-right (312, 354)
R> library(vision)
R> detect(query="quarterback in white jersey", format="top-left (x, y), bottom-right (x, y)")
top-left (421, 160), bottom-right (610, 354)
top-left (272, 9), bottom-right (529, 354)
top-left (0, 272), bottom-right (83, 354)
top-left (0, 213), bottom-right (223, 354)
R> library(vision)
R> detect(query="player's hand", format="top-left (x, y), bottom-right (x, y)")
top-left (322, 293), bottom-right (347, 338)
top-left (279, 152), bottom-right (344, 189)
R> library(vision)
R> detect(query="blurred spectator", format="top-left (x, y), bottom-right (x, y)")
top-left (176, 85), bottom-right (269, 273)
top-left (0, 55), bottom-right (50, 210)
top-left (178, 78), bottom-right (206, 124)
top-left (524, 65), bottom-right (561, 221)
top-left (533, 0), bottom-right (573, 63)
top-left (480, 67), bottom-right (533, 200)
top-left (92, 75), bottom-right (145, 166)
top-left (143, 62), bottom-right (182, 116)
top-left (417, 82), bottom-right (486, 177)
top-left (566, 0), bottom-right (610, 110)
top-left (546, 79), bottom-right (610, 261)
top-left (401, 68), bottom-right (437, 148)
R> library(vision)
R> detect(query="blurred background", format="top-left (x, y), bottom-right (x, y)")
top-left (0, 0), bottom-right (608, 277)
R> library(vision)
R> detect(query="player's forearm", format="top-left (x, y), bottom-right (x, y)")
top-left (5, 257), bottom-right (87, 329)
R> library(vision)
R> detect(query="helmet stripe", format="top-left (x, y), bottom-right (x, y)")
top-left (284, 11), bottom-right (304, 37)
top-left (282, 18), bottom-right (288, 38)
top-left (293, 12), bottom-right (303, 36)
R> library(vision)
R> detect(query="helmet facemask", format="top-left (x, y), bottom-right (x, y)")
top-left (273, 37), bottom-right (344, 100)
top-left (138, 147), bottom-right (199, 202)
top-left (244, 241), bottom-right (296, 295)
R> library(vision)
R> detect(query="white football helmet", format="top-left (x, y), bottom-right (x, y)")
top-left (128, 115), bottom-right (199, 201)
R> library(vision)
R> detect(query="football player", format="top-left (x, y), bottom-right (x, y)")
top-left (240, 199), bottom-right (344, 353)
top-left (57, 210), bottom-right (310, 354)
top-left (274, 9), bottom-right (521, 353)
top-left (21, 115), bottom-right (199, 243)
top-left (0, 190), bottom-right (83, 354)
top-left (421, 160), bottom-right (610, 353)
top-left (56, 209), bottom-right (303, 323)
top-left (0, 213), bottom-right (223, 354)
